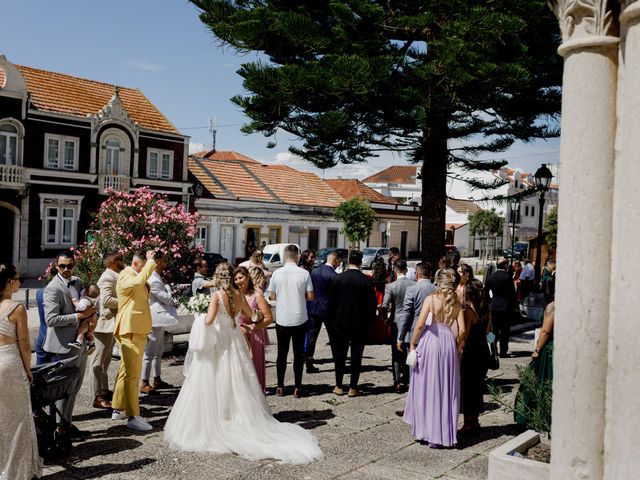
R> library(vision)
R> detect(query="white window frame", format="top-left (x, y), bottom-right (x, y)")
top-left (195, 225), bottom-right (209, 250)
top-left (146, 148), bottom-right (174, 180)
top-left (39, 194), bottom-right (84, 248)
top-left (44, 133), bottom-right (79, 171)
top-left (0, 126), bottom-right (18, 165)
top-left (0, 118), bottom-right (24, 166)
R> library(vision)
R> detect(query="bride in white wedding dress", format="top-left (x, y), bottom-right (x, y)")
top-left (164, 263), bottom-right (323, 464)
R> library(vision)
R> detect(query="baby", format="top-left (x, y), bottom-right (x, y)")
top-left (68, 284), bottom-right (100, 355)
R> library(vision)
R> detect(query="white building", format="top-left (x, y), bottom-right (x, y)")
top-left (189, 151), bottom-right (347, 262)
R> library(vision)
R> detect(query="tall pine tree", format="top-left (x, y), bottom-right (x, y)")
top-left (190, 0), bottom-right (562, 265)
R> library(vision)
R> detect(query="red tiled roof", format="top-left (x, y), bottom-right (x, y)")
top-left (362, 166), bottom-right (418, 184)
top-left (13, 65), bottom-right (180, 135)
top-left (325, 179), bottom-right (398, 205)
top-left (446, 199), bottom-right (482, 215)
top-left (191, 150), bottom-right (260, 163)
top-left (189, 152), bottom-right (344, 208)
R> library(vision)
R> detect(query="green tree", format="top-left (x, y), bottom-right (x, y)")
top-left (543, 205), bottom-right (558, 252)
top-left (334, 197), bottom-right (376, 247)
top-left (469, 208), bottom-right (504, 236)
top-left (189, 0), bottom-right (562, 266)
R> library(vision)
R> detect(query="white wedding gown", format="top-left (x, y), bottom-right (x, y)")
top-left (164, 291), bottom-right (323, 464)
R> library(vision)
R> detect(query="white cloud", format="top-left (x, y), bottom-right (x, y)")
top-left (189, 142), bottom-right (205, 154)
top-left (127, 60), bottom-right (167, 72)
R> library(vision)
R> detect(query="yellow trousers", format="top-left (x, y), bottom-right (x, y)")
top-left (111, 333), bottom-right (147, 417)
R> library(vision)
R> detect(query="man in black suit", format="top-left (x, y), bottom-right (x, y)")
top-left (305, 252), bottom-right (340, 373)
top-left (327, 250), bottom-right (377, 397)
top-left (484, 258), bottom-right (517, 357)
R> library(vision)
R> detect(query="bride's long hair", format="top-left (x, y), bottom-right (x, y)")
top-left (434, 268), bottom-right (459, 324)
top-left (213, 262), bottom-right (239, 318)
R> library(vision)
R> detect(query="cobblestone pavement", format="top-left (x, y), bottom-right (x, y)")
top-left (40, 327), bottom-right (531, 480)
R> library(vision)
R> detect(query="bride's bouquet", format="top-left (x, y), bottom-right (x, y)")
top-left (186, 293), bottom-right (211, 314)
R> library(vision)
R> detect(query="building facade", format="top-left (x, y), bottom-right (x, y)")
top-left (189, 151), bottom-right (347, 263)
top-left (0, 56), bottom-right (190, 276)
top-left (325, 178), bottom-right (420, 257)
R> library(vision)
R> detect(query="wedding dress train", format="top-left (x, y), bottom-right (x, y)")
top-left (164, 292), bottom-right (323, 464)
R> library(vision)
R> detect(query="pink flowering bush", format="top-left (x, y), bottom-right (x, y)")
top-left (70, 187), bottom-right (202, 285)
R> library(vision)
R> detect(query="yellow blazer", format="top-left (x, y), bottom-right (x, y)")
top-left (114, 260), bottom-right (156, 336)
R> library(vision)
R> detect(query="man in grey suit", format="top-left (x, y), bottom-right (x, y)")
top-left (44, 250), bottom-right (96, 438)
top-left (382, 260), bottom-right (415, 392)
top-left (91, 252), bottom-right (124, 409)
top-left (396, 262), bottom-right (435, 356)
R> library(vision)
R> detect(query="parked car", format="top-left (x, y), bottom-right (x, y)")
top-left (314, 248), bottom-right (349, 267)
top-left (262, 243), bottom-right (301, 272)
top-left (202, 252), bottom-right (224, 277)
top-left (444, 245), bottom-right (460, 261)
top-left (361, 247), bottom-right (390, 269)
top-left (503, 242), bottom-right (529, 260)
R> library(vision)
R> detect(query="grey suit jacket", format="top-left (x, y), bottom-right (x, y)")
top-left (383, 276), bottom-right (415, 329)
top-left (397, 279), bottom-right (436, 343)
top-left (43, 274), bottom-right (85, 354)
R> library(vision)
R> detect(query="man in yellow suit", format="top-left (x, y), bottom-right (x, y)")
top-left (111, 250), bottom-right (156, 431)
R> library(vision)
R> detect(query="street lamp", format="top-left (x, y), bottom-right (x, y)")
top-left (509, 197), bottom-right (521, 266)
top-left (533, 163), bottom-right (553, 284)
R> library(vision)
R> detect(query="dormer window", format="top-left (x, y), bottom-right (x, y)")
top-left (45, 134), bottom-right (78, 170)
top-left (99, 128), bottom-right (130, 176)
top-left (105, 139), bottom-right (120, 174)
top-left (0, 123), bottom-right (18, 165)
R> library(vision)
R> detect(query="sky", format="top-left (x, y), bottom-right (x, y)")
top-left (0, 1), bottom-right (560, 198)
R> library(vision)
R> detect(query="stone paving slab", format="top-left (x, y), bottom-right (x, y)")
top-left (40, 327), bottom-right (530, 479)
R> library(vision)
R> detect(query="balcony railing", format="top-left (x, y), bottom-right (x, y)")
top-left (0, 164), bottom-right (26, 187)
top-left (99, 174), bottom-right (130, 194)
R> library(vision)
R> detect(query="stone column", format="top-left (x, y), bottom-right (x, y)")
top-left (548, 2), bottom-right (619, 479)
top-left (604, 2), bottom-right (640, 478)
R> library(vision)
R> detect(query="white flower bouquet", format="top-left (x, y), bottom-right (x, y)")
top-left (186, 293), bottom-right (211, 314)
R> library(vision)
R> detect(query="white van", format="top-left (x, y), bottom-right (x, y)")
top-left (262, 243), bottom-right (301, 272)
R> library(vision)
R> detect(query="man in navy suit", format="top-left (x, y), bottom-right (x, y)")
top-left (305, 252), bottom-right (340, 373)
top-left (327, 250), bottom-right (377, 397)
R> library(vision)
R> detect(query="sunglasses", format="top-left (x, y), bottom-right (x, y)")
top-left (57, 264), bottom-right (75, 270)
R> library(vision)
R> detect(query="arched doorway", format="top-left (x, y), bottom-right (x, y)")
top-left (0, 202), bottom-right (20, 266)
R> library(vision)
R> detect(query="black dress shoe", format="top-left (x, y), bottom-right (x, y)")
top-left (306, 365), bottom-right (320, 374)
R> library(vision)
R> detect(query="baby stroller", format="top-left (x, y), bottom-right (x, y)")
top-left (30, 357), bottom-right (81, 460)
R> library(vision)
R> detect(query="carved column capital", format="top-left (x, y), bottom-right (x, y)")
top-left (549, 0), bottom-right (621, 55)
top-left (621, 0), bottom-right (640, 25)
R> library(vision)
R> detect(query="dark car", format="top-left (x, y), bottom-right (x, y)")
top-left (444, 245), bottom-right (460, 261)
top-left (503, 242), bottom-right (529, 260)
top-left (314, 248), bottom-right (348, 267)
top-left (202, 252), bottom-right (224, 276)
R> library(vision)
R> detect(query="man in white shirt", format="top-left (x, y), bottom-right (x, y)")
top-left (519, 258), bottom-right (535, 298)
top-left (266, 244), bottom-right (314, 398)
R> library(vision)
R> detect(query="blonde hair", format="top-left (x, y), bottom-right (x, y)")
top-left (248, 266), bottom-right (267, 292)
top-left (434, 268), bottom-right (459, 323)
top-left (213, 262), bottom-right (238, 318)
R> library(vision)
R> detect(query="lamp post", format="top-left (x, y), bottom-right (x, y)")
top-left (509, 198), bottom-right (521, 266)
top-left (533, 164), bottom-right (553, 284)
top-left (188, 181), bottom-right (204, 213)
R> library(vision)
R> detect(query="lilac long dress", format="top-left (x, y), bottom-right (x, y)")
top-left (239, 292), bottom-right (270, 393)
top-left (403, 310), bottom-right (460, 447)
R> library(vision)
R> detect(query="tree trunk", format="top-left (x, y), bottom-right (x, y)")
top-left (419, 115), bottom-right (449, 269)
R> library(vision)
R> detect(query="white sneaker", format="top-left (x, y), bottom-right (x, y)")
top-left (126, 415), bottom-right (153, 432)
top-left (111, 409), bottom-right (126, 420)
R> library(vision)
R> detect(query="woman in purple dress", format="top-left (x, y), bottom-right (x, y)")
top-left (404, 268), bottom-right (467, 448)
top-left (234, 267), bottom-right (273, 393)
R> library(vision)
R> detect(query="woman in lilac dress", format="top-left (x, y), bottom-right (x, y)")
top-left (404, 268), bottom-right (467, 448)
top-left (234, 267), bottom-right (273, 393)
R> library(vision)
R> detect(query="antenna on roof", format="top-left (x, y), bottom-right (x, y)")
top-left (209, 116), bottom-right (217, 152)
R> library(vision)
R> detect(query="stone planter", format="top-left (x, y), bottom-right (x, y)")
top-left (488, 430), bottom-right (550, 480)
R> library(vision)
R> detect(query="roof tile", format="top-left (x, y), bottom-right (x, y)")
top-left (14, 65), bottom-right (180, 135)
top-left (363, 166), bottom-right (418, 184)
top-left (325, 179), bottom-right (397, 205)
